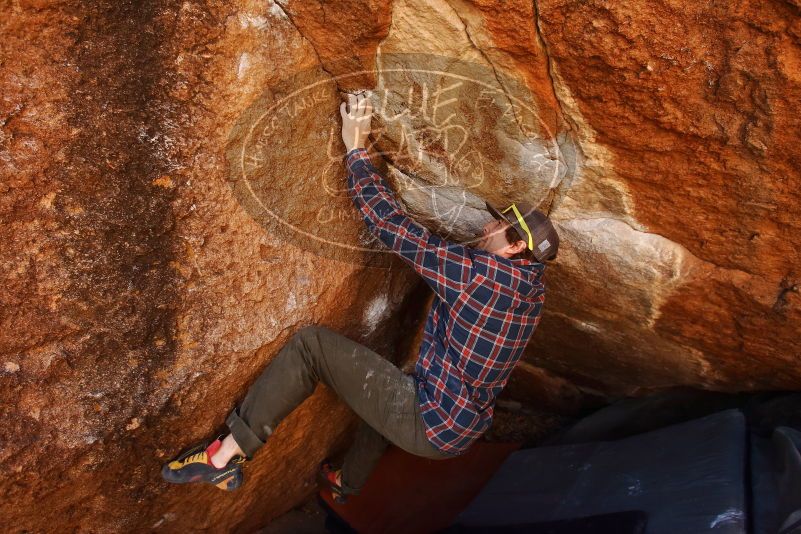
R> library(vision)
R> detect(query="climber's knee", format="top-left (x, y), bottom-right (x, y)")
top-left (291, 325), bottom-right (328, 373)
top-left (293, 326), bottom-right (325, 361)
top-left (296, 324), bottom-right (324, 340)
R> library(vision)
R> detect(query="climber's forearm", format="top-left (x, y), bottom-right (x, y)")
top-left (344, 148), bottom-right (475, 304)
top-left (340, 94), bottom-right (474, 302)
top-left (345, 147), bottom-right (409, 240)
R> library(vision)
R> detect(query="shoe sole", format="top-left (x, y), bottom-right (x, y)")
top-left (161, 461), bottom-right (243, 491)
top-left (162, 467), bottom-right (242, 491)
top-left (215, 474), bottom-right (237, 491)
top-left (211, 467), bottom-right (241, 491)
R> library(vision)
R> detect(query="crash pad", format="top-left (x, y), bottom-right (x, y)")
top-left (319, 441), bottom-right (520, 534)
top-left (453, 409), bottom-right (747, 534)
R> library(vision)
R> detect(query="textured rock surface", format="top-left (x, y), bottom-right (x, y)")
top-left (2, 0), bottom-right (800, 531)
top-left (529, 0), bottom-right (801, 392)
top-left (1, 1), bottom-right (421, 531)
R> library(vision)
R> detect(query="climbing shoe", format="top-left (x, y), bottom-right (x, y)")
top-left (161, 437), bottom-right (246, 491)
top-left (319, 461), bottom-right (348, 504)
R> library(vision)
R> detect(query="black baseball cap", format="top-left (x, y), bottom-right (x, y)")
top-left (486, 200), bottom-right (559, 262)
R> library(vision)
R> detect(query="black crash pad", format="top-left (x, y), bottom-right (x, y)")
top-left (453, 409), bottom-right (747, 534)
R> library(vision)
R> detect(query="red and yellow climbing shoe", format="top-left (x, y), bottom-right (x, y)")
top-left (161, 438), bottom-right (246, 491)
top-left (319, 462), bottom-right (348, 504)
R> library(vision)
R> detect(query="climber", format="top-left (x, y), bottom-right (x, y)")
top-left (161, 91), bottom-right (559, 500)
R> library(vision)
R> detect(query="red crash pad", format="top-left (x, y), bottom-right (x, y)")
top-left (319, 441), bottom-right (520, 534)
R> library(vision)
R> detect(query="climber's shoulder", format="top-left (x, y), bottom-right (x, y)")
top-left (468, 252), bottom-right (544, 297)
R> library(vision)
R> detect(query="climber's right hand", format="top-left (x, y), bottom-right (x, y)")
top-left (340, 91), bottom-right (373, 153)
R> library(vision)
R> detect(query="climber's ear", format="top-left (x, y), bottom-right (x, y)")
top-left (510, 239), bottom-right (527, 255)
top-left (501, 238), bottom-right (527, 258)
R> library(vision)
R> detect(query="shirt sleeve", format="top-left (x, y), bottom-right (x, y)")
top-left (345, 147), bottom-right (475, 304)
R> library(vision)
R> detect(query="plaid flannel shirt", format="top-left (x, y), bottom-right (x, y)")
top-left (346, 147), bottom-right (546, 455)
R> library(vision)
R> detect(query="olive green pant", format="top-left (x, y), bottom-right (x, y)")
top-left (226, 325), bottom-right (453, 494)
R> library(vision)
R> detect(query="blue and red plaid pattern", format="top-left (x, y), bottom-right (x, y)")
top-left (346, 147), bottom-right (546, 455)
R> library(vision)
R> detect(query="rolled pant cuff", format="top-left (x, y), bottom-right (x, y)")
top-left (226, 407), bottom-right (267, 459)
top-left (339, 479), bottom-right (362, 496)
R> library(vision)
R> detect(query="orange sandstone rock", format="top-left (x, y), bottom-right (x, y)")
top-left (2, 0), bottom-right (800, 531)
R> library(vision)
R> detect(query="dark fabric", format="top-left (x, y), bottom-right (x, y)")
top-left (775, 428), bottom-right (801, 533)
top-left (753, 426), bottom-right (801, 534)
top-left (454, 410), bottom-right (748, 533)
top-left (341, 421), bottom-right (389, 494)
top-left (535, 389), bottom-right (801, 534)
top-left (346, 147), bottom-right (546, 455)
top-left (542, 388), bottom-right (801, 447)
top-left (226, 325), bottom-right (452, 493)
top-left (445, 510), bottom-right (647, 534)
top-left (541, 388), bottom-right (752, 446)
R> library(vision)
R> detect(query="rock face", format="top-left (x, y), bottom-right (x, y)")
top-left (529, 0), bottom-right (801, 393)
top-left (1, 0), bottom-right (799, 531)
top-left (1, 1), bottom-right (420, 531)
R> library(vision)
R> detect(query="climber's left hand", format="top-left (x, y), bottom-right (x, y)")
top-left (340, 91), bottom-right (373, 152)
